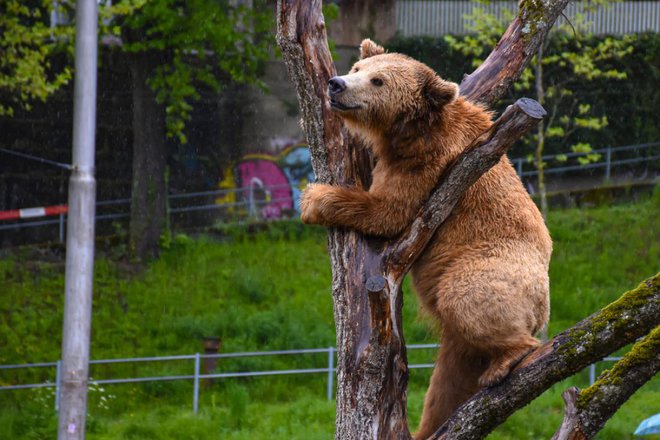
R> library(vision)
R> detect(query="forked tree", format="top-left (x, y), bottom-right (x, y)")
top-left (275, 1), bottom-right (659, 439)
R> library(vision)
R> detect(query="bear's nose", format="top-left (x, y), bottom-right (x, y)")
top-left (328, 76), bottom-right (347, 95)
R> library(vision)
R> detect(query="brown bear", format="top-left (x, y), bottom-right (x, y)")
top-left (300, 39), bottom-right (552, 439)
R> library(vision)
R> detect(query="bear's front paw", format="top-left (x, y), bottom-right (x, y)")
top-left (300, 183), bottom-right (329, 225)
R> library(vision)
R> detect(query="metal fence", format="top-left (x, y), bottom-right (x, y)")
top-left (0, 345), bottom-right (621, 413)
top-left (0, 142), bottom-right (658, 244)
top-left (396, 0), bottom-right (660, 36)
top-left (510, 141), bottom-right (660, 179)
top-left (0, 183), bottom-right (299, 243)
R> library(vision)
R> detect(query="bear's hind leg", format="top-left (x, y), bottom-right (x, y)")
top-left (414, 332), bottom-right (487, 440)
top-left (478, 334), bottom-right (539, 387)
top-left (434, 251), bottom-right (549, 389)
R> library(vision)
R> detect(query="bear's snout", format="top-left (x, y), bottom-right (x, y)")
top-left (328, 76), bottom-right (347, 96)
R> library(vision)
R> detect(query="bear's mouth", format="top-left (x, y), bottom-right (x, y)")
top-left (330, 99), bottom-right (360, 112)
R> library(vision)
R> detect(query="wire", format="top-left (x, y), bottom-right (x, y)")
top-left (0, 148), bottom-right (73, 170)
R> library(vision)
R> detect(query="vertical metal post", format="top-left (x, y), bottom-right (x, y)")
top-left (589, 363), bottom-right (596, 385)
top-left (326, 347), bottom-right (334, 400)
top-left (59, 213), bottom-right (65, 243)
top-left (164, 168), bottom-right (171, 232)
top-left (57, 1), bottom-right (98, 439)
top-left (193, 353), bottom-right (200, 413)
top-left (516, 158), bottom-right (523, 177)
top-left (55, 360), bottom-right (62, 411)
top-left (605, 147), bottom-right (612, 182)
top-left (248, 179), bottom-right (257, 219)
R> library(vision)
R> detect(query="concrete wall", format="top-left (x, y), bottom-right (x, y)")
top-left (237, 45), bottom-right (361, 154)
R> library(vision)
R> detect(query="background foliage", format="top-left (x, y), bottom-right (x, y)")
top-left (108, 0), bottom-right (273, 143)
top-left (0, 0), bottom-right (272, 142)
top-left (0, 0), bottom-right (72, 117)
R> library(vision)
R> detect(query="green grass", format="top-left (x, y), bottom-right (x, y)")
top-left (1, 191), bottom-right (658, 439)
top-left (547, 194), bottom-right (660, 334)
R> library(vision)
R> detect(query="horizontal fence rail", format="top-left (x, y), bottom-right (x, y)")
top-left (0, 142), bottom-right (658, 244)
top-left (0, 345), bottom-right (622, 413)
top-left (396, 0), bottom-right (660, 36)
top-left (510, 141), bottom-right (660, 179)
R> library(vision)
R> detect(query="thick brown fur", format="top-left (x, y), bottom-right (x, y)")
top-left (301, 39), bottom-right (552, 439)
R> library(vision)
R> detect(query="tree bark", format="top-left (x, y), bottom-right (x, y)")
top-left (551, 325), bottom-right (660, 440)
top-left (128, 51), bottom-right (167, 260)
top-left (276, 1), bottom-right (657, 440)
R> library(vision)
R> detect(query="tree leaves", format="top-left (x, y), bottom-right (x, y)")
top-left (112, 0), bottom-right (273, 143)
top-left (1, 0), bottom-right (273, 142)
top-left (0, 1), bottom-right (72, 117)
top-left (444, 0), bottom-right (633, 170)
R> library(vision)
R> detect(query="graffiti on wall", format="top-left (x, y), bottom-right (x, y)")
top-left (216, 143), bottom-right (315, 220)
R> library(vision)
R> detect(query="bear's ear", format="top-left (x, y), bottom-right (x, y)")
top-left (359, 39), bottom-right (385, 59)
top-left (423, 74), bottom-right (459, 110)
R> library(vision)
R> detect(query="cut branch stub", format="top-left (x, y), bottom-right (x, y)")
top-left (553, 387), bottom-right (584, 440)
top-left (366, 276), bottom-right (392, 346)
top-left (366, 275), bottom-right (387, 293)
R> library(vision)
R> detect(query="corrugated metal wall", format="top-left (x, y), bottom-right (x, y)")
top-left (396, 0), bottom-right (660, 36)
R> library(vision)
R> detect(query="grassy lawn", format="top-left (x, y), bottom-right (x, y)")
top-left (1, 190), bottom-right (658, 439)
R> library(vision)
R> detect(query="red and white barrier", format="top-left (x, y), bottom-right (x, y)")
top-left (0, 205), bottom-right (68, 221)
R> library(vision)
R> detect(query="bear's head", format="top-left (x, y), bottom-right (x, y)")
top-left (328, 39), bottom-right (459, 143)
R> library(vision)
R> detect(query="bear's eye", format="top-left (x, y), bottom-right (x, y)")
top-left (371, 78), bottom-right (384, 87)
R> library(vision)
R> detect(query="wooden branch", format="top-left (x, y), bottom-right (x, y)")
top-left (428, 274), bottom-right (660, 440)
top-left (460, 0), bottom-right (572, 105)
top-left (551, 326), bottom-right (660, 440)
top-left (553, 388), bottom-right (582, 440)
top-left (385, 98), bottom-right (545, 279)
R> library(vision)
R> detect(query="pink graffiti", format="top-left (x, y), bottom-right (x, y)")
top-left (235, 159), bottom-right (293, 218)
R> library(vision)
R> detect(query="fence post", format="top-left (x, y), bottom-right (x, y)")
top-left (55, 359), bottom-right (62, 411)
top-left (59, 214), bottom-right (65, 243)
top-left (605, 146), bottom-right (612, 182)
top-left (165, 189), bottom-right (171, 233)
top-left (516, 158), bottom-right (523, 177)
top-left (589, 363), bottom-right (596, 385)
top-left (326, 346), bottom-right (334, 400)
top-left (193, 352), bottom-right (200, 414)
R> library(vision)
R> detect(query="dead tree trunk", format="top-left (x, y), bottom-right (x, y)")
top-left (276, 1), bottom-right (659, 439)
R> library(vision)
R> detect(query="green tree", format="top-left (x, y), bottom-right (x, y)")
top-left (2, 1), bottom-right (272, 259)
top-left (0, 1), bottom-right (72, 117)
top-left (103, 0), bottom-right (272, 259)
top-left (446, 0), bottom-right (633, 219)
